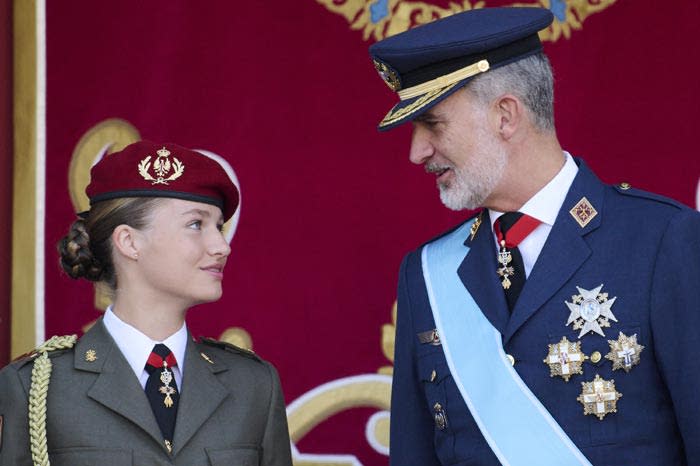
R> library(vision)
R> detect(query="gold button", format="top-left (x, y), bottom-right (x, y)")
top-left (506, 354), bottom-right (515, 366)
top-left (591, 351), bottom-right (602, 364)
top-left (430, 370), bottom-right (437, 382)
top-left (619, 182), bottom-right (631, 190)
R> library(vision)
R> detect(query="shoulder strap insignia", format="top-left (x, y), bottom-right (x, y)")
top-left (198, 337), bottom-right (261, 362)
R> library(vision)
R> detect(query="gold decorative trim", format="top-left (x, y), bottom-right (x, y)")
top-left (316, 0), bottom-right (617, 43)
top-left (379, 82), bottom-right (460, 128)
top-left (398, 60), bottom-right (489, 100)
top-left (12, 0), bottom-right (38, 358)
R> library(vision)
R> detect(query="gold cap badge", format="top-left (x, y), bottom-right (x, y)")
top-left (138, 147), bottom-right (185, 185)
top-left (373, 60), bottom-right (401, 92)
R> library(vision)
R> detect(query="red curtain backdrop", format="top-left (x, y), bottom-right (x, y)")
top-left (41, 1), bottom-right (699, 463)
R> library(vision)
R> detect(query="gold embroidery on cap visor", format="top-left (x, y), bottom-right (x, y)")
top-left (378, 60), bottom-right (491, 129)
top-left (137, 147), bottom-right (185, 185)
top-left (379, 82), bottom-right (460, 128)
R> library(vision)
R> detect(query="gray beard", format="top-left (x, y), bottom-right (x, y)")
top-left (438, 149), bottom-right (506, 211)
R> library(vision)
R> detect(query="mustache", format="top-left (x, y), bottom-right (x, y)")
top-left (425, 163), bottom-right (453, 174)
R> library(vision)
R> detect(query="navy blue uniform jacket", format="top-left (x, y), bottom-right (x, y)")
top-left (390, 160), bottom-right (700, 465)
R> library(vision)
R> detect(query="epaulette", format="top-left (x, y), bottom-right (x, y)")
top-left (198, 337), bottom-right (262, 363)
top-left (11, 334), bottom-right (77, 368)
top-left (613, 182), bottom-right (685, 210)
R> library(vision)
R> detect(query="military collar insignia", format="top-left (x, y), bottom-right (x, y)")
top-left (565, 284), bottom-right (618, 338)
top-left (577, 374), bottom-right (622, 420)
top-left (84, 349), bottom-right (97, 362)
top-left (373, 59), bottom-right (401, 92)
top-left (605, 332), bottom-right (644, 372)
top-left (137, 147), bottom-right (185, 185)
top-left (469, 213), bottom-right (482, 241)
top-left (569, 196), bottom-right (598, 228)
top-left (544, 336), bottom-right (588, 382)
top-left (200, 352), bottom-right (215, 364)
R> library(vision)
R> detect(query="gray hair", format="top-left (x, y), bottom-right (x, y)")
top-left (466, 52), bottom-right (555, 131)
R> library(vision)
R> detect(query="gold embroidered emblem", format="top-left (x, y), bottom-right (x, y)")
top-left (469, 214), bottom-right (482, 241)
top-left (565, 284), bottom-right (618, 338)
top-left (569, 197), bottom-right (598, 227)
top-left (605, 332), bottom-right (644, 372)
top-left (543, 336), bottom-right (588, 382)
top-left (138, 147), bottom-right (185, 185)
top-left (577, 374), bottom-right (622, 420)
top-left (200, 352), bottom-right (214, 364)
top-left (85, 349), bottom-right (97, 362)
top-left (373, 59), bottom-right (401, 91)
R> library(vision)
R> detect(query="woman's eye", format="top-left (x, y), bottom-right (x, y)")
top-left (217, 223), bottom-right (225, 232)
top-left (188, 220), bottom-right (202, 230)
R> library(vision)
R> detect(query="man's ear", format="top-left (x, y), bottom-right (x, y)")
top-left (112, 224), bottom-right (140, 261)
top-left (493, 94), bottom-right (523, 140)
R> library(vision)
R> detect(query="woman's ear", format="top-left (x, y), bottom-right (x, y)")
top-left (112, 224), bottom-right (140, 261)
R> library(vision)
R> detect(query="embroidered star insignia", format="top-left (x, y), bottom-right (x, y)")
top-left (565, 284), bottom-right (618, 338)
top-left (605, 332), bottom-right (644, 372)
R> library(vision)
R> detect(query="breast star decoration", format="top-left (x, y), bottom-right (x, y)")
top-left (605, 332), bottom-right (644, 372)
top-left (544, 336), bottom-right (588, 382)
top-left (577, 374), bottom-right (622, 420)
top-left (565, 284), bottom-right (618, 338)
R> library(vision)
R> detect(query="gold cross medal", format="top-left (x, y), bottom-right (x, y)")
top-left (158, 361), bottom-right (177, 408)
top-left (543, 336), bottom-right (588, 382)
top-left (577, 374), bottom-right (622, 420)
top-left (605, 332), bottom-right (644, 372)
top-left (496, 242), bottom-right (515, 289)
top-left (565, 284), bottom-right (618, 338)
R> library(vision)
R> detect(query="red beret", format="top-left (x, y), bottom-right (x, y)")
top-left (86, 140), bottom-right (239, 220)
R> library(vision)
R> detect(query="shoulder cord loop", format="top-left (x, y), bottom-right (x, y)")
top-left (28, 335), bottom-right (77, 466)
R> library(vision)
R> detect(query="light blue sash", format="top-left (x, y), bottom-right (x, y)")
top-left (421, 220), bottom-right (591, 466)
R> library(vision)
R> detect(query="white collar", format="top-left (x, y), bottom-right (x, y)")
top-left (490, 151), bottom-right (578, 228)
top-left (103, 307), bottom-right (188, 379)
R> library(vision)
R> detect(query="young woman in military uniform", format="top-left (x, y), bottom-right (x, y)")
top-left (0, 140), bottom-right (292, 465)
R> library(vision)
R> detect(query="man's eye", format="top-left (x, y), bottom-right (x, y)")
top-left (188, 220), bottom-right (202, 230)
top-left (217, 223), bottom-right (225, 232)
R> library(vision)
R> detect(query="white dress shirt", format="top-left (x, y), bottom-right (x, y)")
top-left (489, 152), bottom-right (578, 277)
top-left (103, 307), bottom-right (187, 389)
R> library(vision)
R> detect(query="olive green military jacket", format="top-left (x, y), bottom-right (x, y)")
top-left (0, 320), bottom-right (292, 466)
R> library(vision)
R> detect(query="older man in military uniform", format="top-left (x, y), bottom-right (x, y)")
top-left (369, 7), bottom-right (700, 465)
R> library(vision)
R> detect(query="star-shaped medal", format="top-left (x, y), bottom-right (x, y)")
top-left (565, 284), bottom-right (618, 338)
top-left (577, 374), bottom-right (622, 420)
top-left (605, 332), bottom-right (644, 372)
top-left (543, 336), bottom-right (588, 382)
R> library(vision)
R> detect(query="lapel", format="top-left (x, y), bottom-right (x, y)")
top-left (171, 337), bottom-right (230, 456)
top-left (457, 211), bottom-right (510, 335)
top-left (75, 320), bottom-right (164, 447)
top-left (502, 160), bottom-right (605, 343)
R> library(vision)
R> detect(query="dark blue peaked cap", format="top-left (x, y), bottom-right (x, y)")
top-left (369, 7), bottom-right (554, 131)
